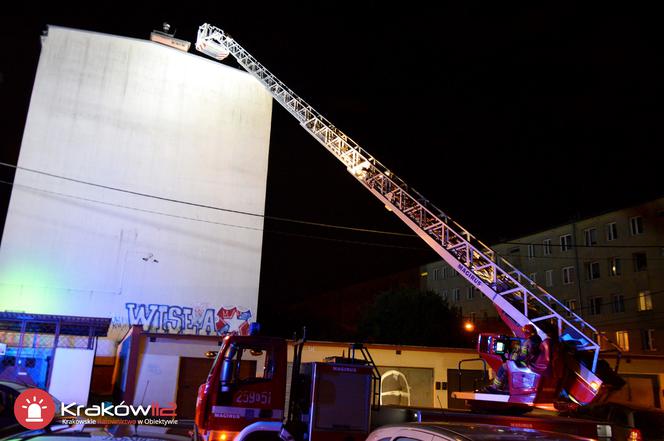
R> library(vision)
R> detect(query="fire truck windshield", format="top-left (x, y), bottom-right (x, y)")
top-left (220, 342), bottom-right (275, 391)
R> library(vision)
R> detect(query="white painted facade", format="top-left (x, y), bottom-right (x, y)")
top-left (48, 345), bottom-right (96, 405)
top-left (0, 26), bottom-right (272, 343)
top-left (133, 336), bottom-right (219, 407)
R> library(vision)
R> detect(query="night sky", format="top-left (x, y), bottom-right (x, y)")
top-left (1, 7), bottom-right (663, 337)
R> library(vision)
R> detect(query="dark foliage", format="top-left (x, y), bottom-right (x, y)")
top-left (358, 288), bottom-right (469, 347)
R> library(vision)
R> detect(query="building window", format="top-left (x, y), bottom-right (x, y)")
top-left (469, 312), bottom-right (476, 323)
top-left (638, 291), bottom-right (653, 311)
top-left (545, 270), bottom-right (553, 287)
top-left (527, 244), bottom-right (535, 260)
top-left (529, 273), bottom-right (537, 284)
top-left (630, 216), bottom-right (644, 235)
top-left (543, 239), bottom-right (552, 256)
top-left (584, 228), bottom-right (597, 246)
top-left (560, 234), bottom-right (572, 252)
top-left (565, 298), bottom-right (577, 316)
top-left (612, 294), bottom-right (625, 313)
top-left (588, 297), bottom-right (602, 315)
top-left (441, 290), bottom-right (448, 301)
top-left (608, 257), bottom-right (622, 277)
top-left (432, 268), bottom-right (440, 281)
top-left (606, 222), bottom-right (618, 241)
top-left (562, 266), bottom-right (575, 285)
top-left (596, 331), bottom-right (609, 350)
top-left (453, 288), bottom-right (460, 302)
top-left (642, 329), bottom-right (656, 351)
top-left (633, 252), bottom-right (647, 272)
top-left (585, 261), bottom-right (600, 280)
top-left (616, 330), bottom-right (630, 352)
top-left (467, 287), bottom-right (474, 300)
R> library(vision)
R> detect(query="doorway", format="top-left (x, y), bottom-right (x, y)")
top-left (176, 357), bottom-right (214, 418)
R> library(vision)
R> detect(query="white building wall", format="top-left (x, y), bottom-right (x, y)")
top-left (48, 345), bottom-right (96, 405)
top-left (133, 337), bottom-right (219, 406)
top-left (0, 26), bottom-right (272, 340)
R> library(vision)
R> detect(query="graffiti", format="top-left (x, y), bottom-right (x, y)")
top-left (125, 303), bottom-right (251, 336)
top-left (216, 307), bottom-right (252, 335)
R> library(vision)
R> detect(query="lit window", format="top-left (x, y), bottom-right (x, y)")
top-left (608, 257), bottom-right (622, 277)
top-left (565, 298), bottom-right (577, 316)
top-left (543, 239), bottom-right (552, 256)
top-left (545, 270), bottom-right (553, 287)
top-left (596, 331), bottom-right (609, 350)
top-left (616, 330), bottom-right (630, 352)
top-left (585, 262), bottom-right (600, 280)
top-left (562, 266), bottom-right (575, 285)
top-left (606, 222), bottom-right (618, 241)
top-left (630, 216), bottom-right (644, 235)
top-left (612, 294), bottom-right (625, 313)
top-left (560, 234), bottom-right (573, 252)
top-left (584, 228), bottom-right (597, 246)
top-left (638, 291), bottom-right (653, 311)
top-left (633, 252), bottom-right (647, 272)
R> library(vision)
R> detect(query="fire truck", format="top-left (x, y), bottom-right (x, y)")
top-left (191, 23), bottom-right (629, 441)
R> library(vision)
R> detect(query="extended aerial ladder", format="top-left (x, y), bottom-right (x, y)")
top-left (195, 24), bottom-right (612, 408)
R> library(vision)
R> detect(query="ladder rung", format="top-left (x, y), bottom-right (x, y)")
top-left (499, 287), bottom-right (523, 296)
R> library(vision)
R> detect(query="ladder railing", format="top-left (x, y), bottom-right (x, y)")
top-left (195, 24), bottom-right (601, 371)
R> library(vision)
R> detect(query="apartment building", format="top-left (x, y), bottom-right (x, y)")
top-left (421, 197), bottom-right (664, 356)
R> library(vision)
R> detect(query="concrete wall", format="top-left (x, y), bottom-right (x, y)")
top-left (0, 26), bottom-right (272, 339)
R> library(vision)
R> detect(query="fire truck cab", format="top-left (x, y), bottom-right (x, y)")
top-left (195, 333), bottom-right (288, 440)
top-left (195, 329), bottom-right (376, 441)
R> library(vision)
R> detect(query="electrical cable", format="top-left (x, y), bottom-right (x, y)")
top-left (0, 179), bottom-right (425, 252)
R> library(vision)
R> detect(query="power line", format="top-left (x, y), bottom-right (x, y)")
top-left (503, 241), bottom-right (664, 249)
top-left (0, 161), bottom-right (415, 238)
top-left (455, 252), bottom-right (664, 262)
top-left (0, 179), bottom-right (425, 252)
top-left (2, 162), bottom-right (664, 247)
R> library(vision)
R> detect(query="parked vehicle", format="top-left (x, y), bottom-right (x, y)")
top-left (564, 401), bottom-right (664, 441)
top-left (0, 422), bottom-right (193, 441)
top-left (366, 422), bottom-right (590, 441)
top-left (0, 380), bottom-right (62, 438)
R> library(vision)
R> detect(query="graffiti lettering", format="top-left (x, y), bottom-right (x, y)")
top-left (125, 303), bottom-right (251, 336)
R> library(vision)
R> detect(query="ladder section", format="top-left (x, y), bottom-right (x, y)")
top-left (196, 24), bottom-right (601, 371)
